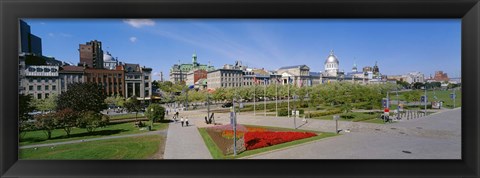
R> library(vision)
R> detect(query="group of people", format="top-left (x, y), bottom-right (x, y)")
top-left (172, 112), bottom-right (189, 127)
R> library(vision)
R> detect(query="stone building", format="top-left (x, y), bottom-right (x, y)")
top-left (169, 53), bottom-right (215, 83)
top-left (59, 66), bottom-right (85, 93)
top-left (124, 63), bottom-right (152, 100)
top-left (103, 52), bottom-right (119, 70)
top-left (21, 65), bottom-right (61, 99)
top-left (207, 69), bottom-right (243, 89)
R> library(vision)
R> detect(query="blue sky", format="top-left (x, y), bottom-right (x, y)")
top-left (24, 19), bottom-right (461, 80)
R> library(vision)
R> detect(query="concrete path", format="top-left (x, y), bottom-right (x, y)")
top-left (20, 130), bottom-right (167, 149)
top-left (163, 119), bottom-right (212, 159)
top-left (244, 108), bottom-right (461, 159)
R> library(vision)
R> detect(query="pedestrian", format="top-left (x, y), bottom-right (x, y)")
top-left (186, 117), bottom-right (189, 127)
top-left (181, 117), bottom-right (184, 127)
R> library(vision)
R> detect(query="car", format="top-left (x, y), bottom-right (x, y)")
top-left (221, 102), bottom-right (233, 108)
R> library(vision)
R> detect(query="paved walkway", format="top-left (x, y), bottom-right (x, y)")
top-left (163, 119), bottom-right (212, 159)
top-left (20, 130), bottom-right (167, 149)
top-left (244, 108), bottom-right (461, 159)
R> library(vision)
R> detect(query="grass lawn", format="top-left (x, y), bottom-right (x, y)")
top-left (198, 125), bottom-right (337, 159)
top-left (19, 134), bottom-right (164, 159)
top-left (390, 89), bottom-right (461, 109)
top-left (109, 113), bottom-right (145, 120)
top-left (20, 122), bottom-right (169, 146)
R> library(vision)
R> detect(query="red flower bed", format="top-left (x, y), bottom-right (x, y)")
top-left (244, 131), bottom-right (317, 150)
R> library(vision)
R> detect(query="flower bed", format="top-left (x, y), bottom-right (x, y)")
top-left (206, 125), bottom-right (317, 155)
top-left (244, 131), bottom-right (317, 150)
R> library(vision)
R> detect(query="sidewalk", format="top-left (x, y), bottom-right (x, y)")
top-left (163, 118), bottom-right (212, 159)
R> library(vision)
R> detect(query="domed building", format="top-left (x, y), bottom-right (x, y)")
top-left (324, 50), bottom-right (340, 77)
top-left (103, 51), bottom-right (118, 70)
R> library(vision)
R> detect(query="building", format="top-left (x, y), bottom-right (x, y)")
top-left (123, 63), bottom-right (153, 100)
top-left (169, 53), bottom-right (215, 83)
top-left (277, 65), bottom-right (311, 86)
top-left (84, 67), bottom-right (125, 96)
top-left (323, 50), bottom-right (340, 77)
top-left (19, 20), bottom-right (42, 56)
top-left (433, 71), bottom-right (449, 82)
top-left (103, 52), bottom-right (119, 70)
top-left (79, 40), bottom-right (104, 69)
top-left (59, 66), bottom-right (85, 93)
top-left (207, 69), bottom-right (243, 89)
top-left (186, 69), bottom-right (208, 87)
top-left (405, 72), bottom-right (425, 84)
top-left (21, 65), bottom-right (61, 99)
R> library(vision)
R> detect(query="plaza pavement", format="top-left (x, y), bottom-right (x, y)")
top-left (163, 106), bottom-right (460, 159)
top-left (163, 116), bottom-right (212, 159)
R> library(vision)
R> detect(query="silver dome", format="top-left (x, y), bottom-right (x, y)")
top-left (103, 52), bottom-right (115, 62)
top-left (325, 50), bottom-right (339, 64)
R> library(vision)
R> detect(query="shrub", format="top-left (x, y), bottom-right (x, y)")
top-left (278, 109), bottom-right (289, 116)
top-left (305, 109), bottom-right (342, 118)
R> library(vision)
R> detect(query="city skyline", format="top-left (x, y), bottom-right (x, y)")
top-left (23, 19), bottom-right (461, 80)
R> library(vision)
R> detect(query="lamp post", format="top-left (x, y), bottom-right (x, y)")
top-left (276, 79), bottom-right (278, 117)
top-left (150, 108), bottom-right (154, 129)
top-left (424, 82), bottom-right (427, 115)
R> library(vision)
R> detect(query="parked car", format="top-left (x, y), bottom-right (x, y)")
top-left (221, 102), bottom-right (233, 108)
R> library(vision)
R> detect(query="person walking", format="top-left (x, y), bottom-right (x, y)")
top-left (180, 117), bottom-right (184, 127)
top-left (185, 117), bottom-right (189, 127)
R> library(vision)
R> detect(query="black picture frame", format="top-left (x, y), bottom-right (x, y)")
top-left (1, 0), bottom-right (479, 177)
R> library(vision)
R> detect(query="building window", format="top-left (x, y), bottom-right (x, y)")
top-left (37, 78), bottom-right (41, 83)
top-left (52, 85), bottom-right (56, 90)
top-left (29, 78), bottom-right (33, 83)
top-left (29, 86), bottom-right (33, 91)
top-left (45, 85), bottom-right (49, 91)
top-left (45, 93), bottom-right (49, 98)
top-left (37, 86), bottom-right (41, 91)
top-left (144, 76), bottom-right (149, 80)
top-left (37, 94), bottom-right (42, 99)
top-left (145, 82), bottom-right (149, 87)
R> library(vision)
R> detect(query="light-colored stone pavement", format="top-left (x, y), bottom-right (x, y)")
top-left (244, 108), bottom-right (461, 159)
top-left (163, 117), bottom-right (212, 159)
top-left (162, 106), bottom-right (460, 159)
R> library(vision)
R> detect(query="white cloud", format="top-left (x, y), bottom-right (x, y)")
top-left (48, 33), bottom-right (54, 37)
top-left (123, 19), bottom-right (155, 28)
top-left (129, 37), bottom-right (137, 43)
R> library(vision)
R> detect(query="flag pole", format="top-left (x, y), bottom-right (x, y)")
top-left (254, 84), bottom-right (256, 117)
top-left (276, 79), bottom-right (278, 117)
top-left (264, 79), bottom-right (267, 117)
top-left (288, 78), bottom-right (290, 118)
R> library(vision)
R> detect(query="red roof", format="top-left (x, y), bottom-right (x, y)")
top-left (60, 66), bottom-right (84, 72)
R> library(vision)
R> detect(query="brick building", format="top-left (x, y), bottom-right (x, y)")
top-left (84, 66), bottom-right (125, 96)
top-left (79, 40), bottom-right (103, 69)
top-left (433, 71), bottom-right (449, 82)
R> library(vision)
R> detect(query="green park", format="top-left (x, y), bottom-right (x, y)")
top-left (18, 80), bottom-right (461, 159)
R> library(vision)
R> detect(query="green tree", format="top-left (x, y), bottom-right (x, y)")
top-left (32, 93), bottom-right (58, 112)
top-left (76, 111), bottom-right (109, 133)
top-left (145, 104), bottom-right (166, 126)
top-left (34, 112), bottom-right (56, 139)
top-left (56, 83), bottom-right (107, 113)
top-left (124, 96), bottom-right (142, 121)
top-left (54, 108), bottom-right (78, 137)
top-left (19, 94), bottom-right (36, 138)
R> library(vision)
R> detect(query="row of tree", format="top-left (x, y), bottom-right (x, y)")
top-left (154, 81), bottom-right (399, 113)
top-left (20, 83), bottom-right (109, 139)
